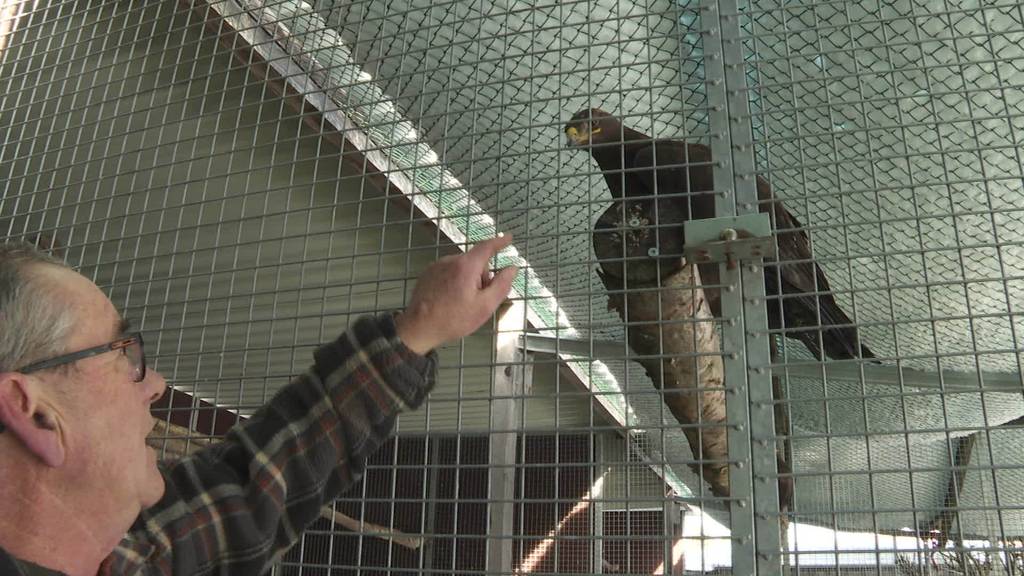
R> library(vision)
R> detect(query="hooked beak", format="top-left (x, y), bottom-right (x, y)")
top-left (565, 126), bottom-right (587, 148)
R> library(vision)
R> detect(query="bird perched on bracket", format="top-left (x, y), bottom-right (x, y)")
top-left (565, 107), bottom-right (875, 362)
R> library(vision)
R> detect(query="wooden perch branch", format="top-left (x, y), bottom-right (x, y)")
top-left (323, 508), bottom-right (424, 550)
top-left (592, 199), bottom-right (794, 518)
top-left (593, 199), bottom-right (730, 497)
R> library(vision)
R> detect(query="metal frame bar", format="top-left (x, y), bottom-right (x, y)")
top-left (702, 2), bottom-right (756, 573)
top-left (704, 0), bottom-right (783, 572)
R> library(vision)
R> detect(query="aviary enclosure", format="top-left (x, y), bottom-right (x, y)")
top-left (2, 0), bottom-right (1023, 573)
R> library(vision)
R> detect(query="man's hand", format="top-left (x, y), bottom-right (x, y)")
top-left (395, 235), bottom-right (519, 355)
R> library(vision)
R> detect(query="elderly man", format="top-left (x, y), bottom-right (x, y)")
top-left (0, 236), bottom-right (518, 576)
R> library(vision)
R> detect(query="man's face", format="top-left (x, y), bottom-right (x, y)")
top-left (38, 267), bottom-right (168, 514)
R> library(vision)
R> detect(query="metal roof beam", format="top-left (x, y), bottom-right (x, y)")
top-left (520, 333), bottom-right (1024, 393)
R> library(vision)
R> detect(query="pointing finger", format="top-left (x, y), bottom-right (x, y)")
top-left (483, 266), bottom-right (518, 307)
top-left (466, 234), bottom-right (514, 268)
top-left (480, 267), bottom-right (495, 287)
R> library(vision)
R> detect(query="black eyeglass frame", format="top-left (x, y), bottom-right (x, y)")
top-left (16, 332), bottom-right (146, 383)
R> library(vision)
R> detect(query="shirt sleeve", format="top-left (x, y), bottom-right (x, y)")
top-left (105, 314), bottom-right (436, 575)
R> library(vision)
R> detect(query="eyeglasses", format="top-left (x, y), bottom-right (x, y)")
top-left (17, 332), bottom-right (146, 383)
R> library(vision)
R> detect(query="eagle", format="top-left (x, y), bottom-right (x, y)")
top-left (565, 108), bottom-right (875, 362)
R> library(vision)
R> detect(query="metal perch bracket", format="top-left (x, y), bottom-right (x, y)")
top-left (683, 214), bottom-right (777, 269)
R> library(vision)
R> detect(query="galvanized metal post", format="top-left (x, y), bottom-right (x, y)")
top-left (487, 300), bottom-right (528, 575)
top-left (593, 434), bottom-right (605, 573)
top-left (674, 505), bottom-right (688, 575)
top-left (663, 499), bottom-right (686, 574)
top-left (702, 0), bottom-right (784, 573)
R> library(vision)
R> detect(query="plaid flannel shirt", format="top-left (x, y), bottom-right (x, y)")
top-left (1, 314), bottom-right (436, 576)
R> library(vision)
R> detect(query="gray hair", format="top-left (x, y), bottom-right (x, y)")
top-left (0, 242), bottom-right (77, 374)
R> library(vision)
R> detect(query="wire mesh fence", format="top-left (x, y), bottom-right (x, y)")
top-left (1, 0), bottom-right (1023, 574)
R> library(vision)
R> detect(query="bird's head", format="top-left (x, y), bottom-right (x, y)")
top-left (564, 108), bottom-right (621, 148)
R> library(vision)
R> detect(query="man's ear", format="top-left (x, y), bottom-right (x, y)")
top-left (0, 372), bottom-right (66, 467)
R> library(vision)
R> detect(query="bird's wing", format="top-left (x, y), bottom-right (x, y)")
top-left (766, 196), bottom-right (835, 298)
top-left (764, 188), bottom-right (870, 359)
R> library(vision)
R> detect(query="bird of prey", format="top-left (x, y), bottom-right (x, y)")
top-left (565, 108), bottom-right (875, 362)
